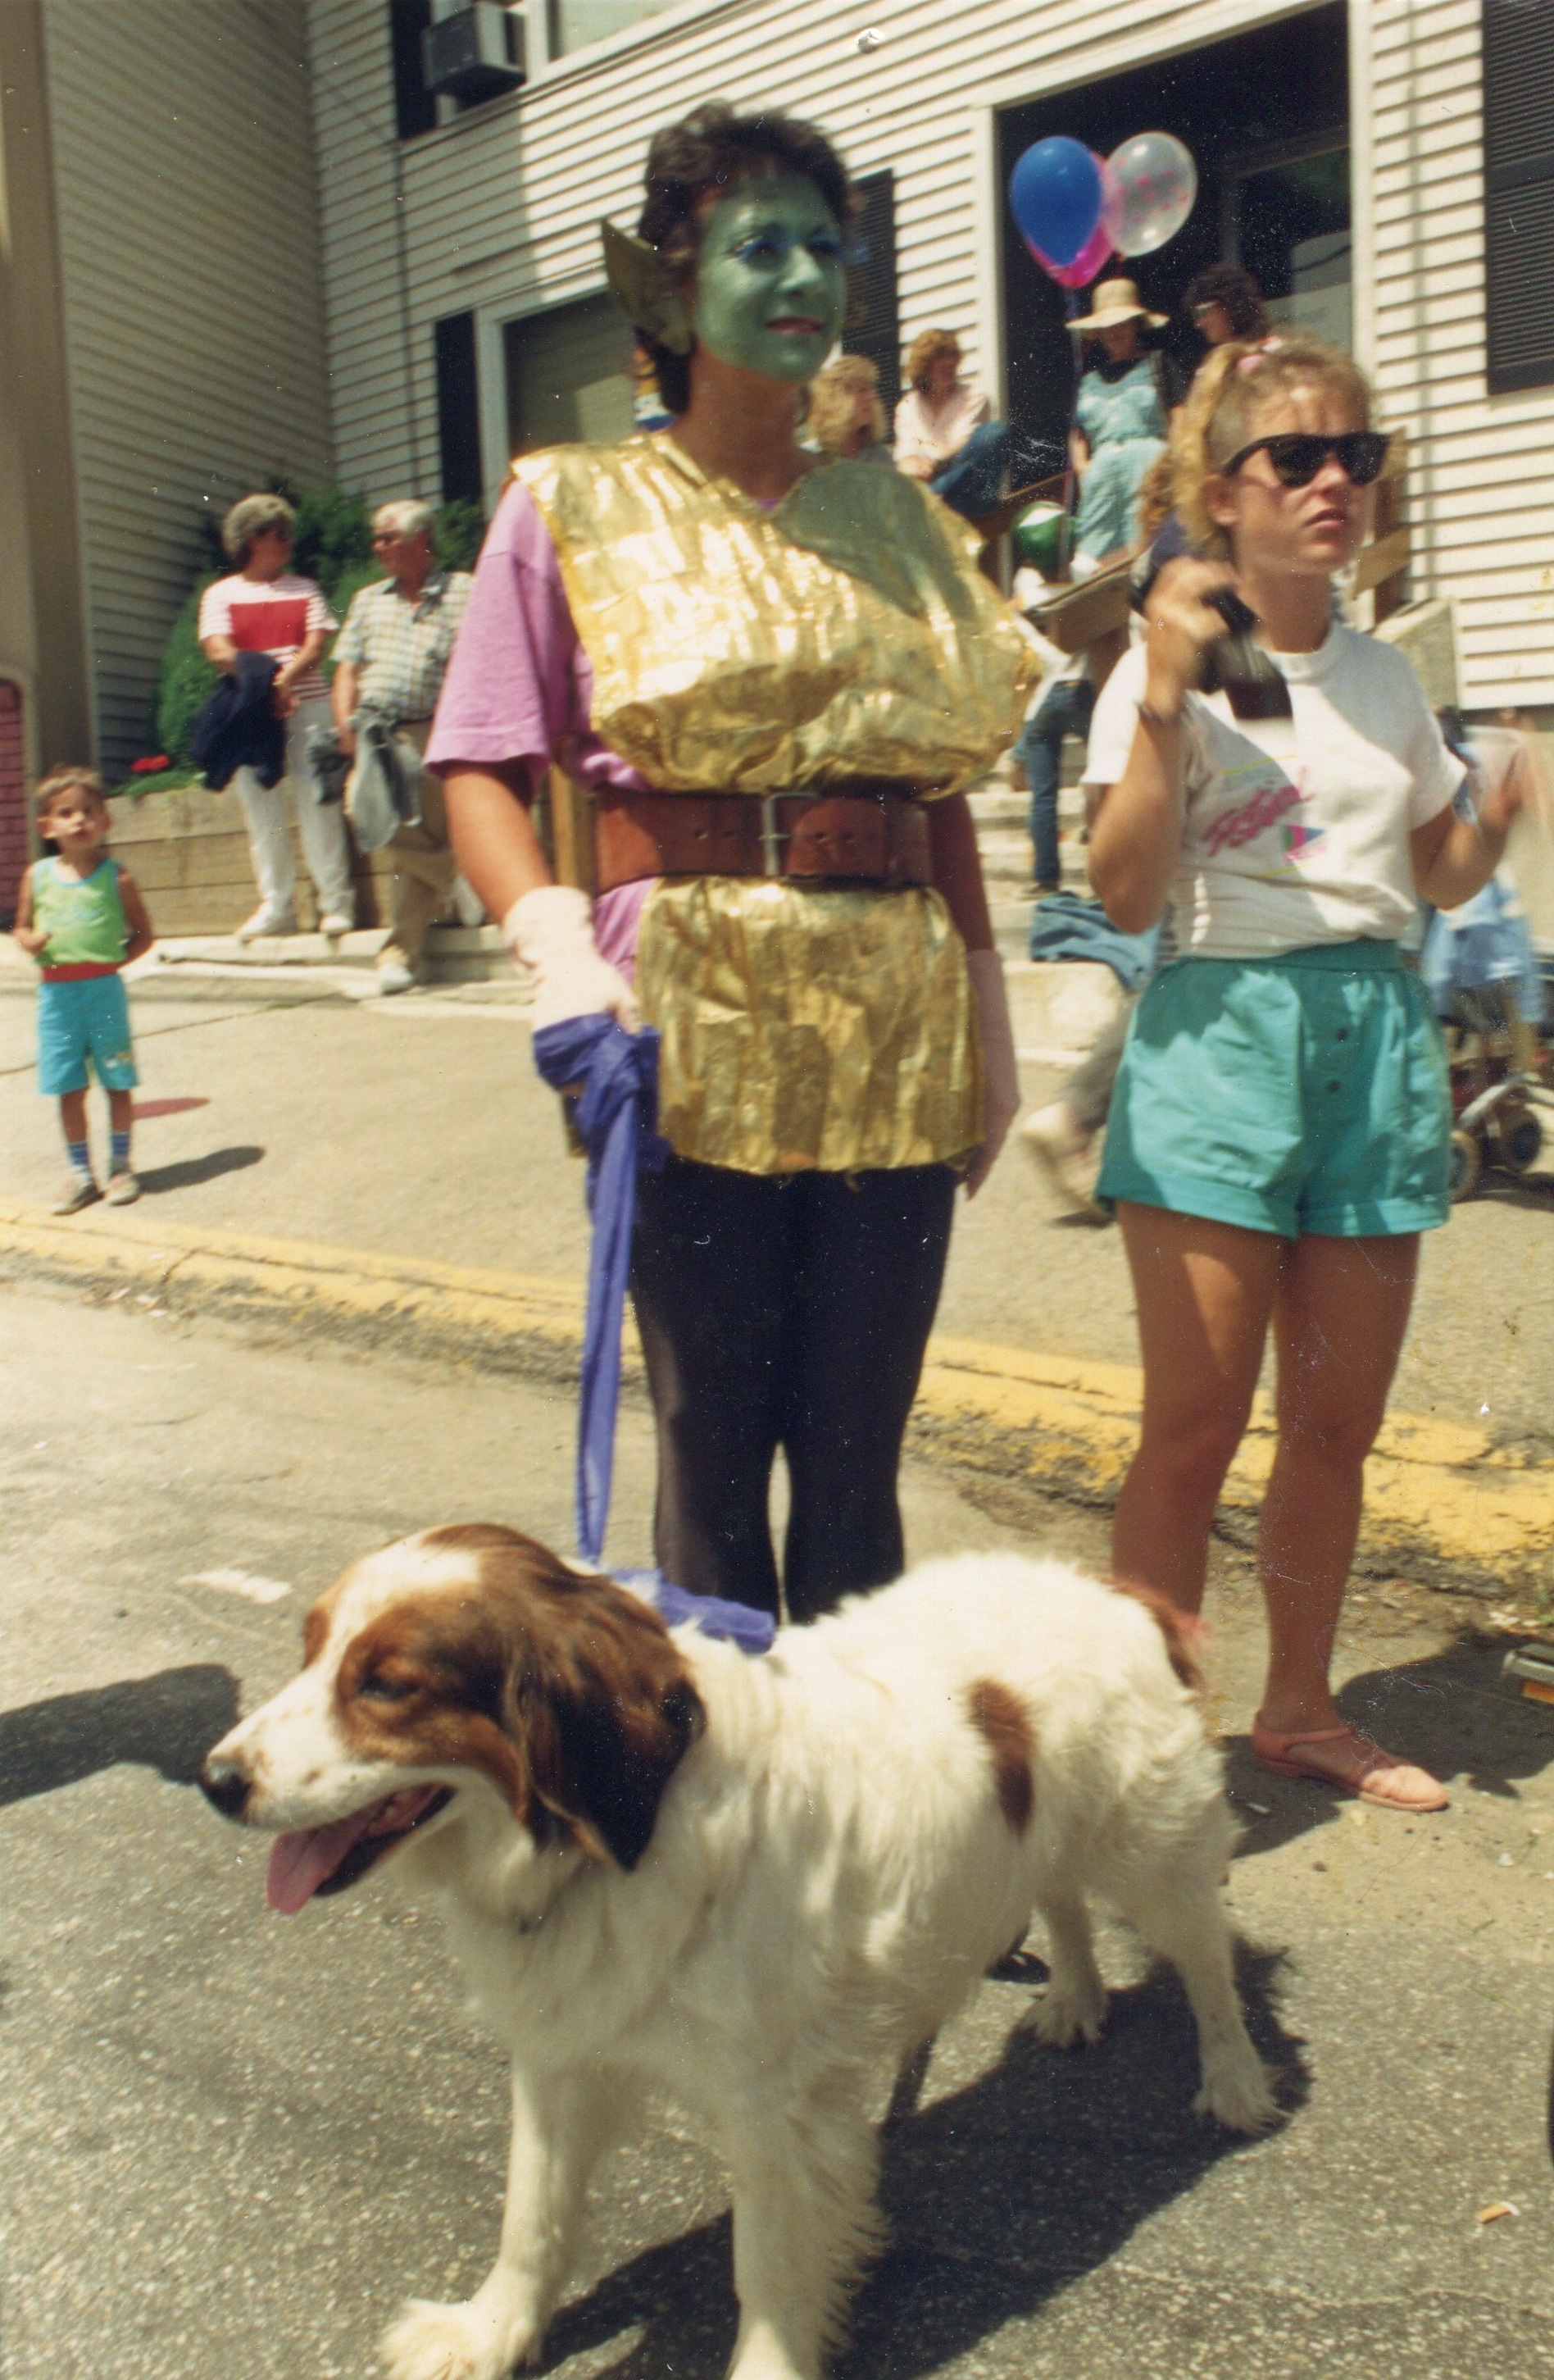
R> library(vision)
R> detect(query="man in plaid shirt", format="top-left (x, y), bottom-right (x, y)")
top-left (332, 502), bottom-right (473, 992)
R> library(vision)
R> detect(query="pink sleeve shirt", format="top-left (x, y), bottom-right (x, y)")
top-left (425, 480), bottom-right (649, 799)
top-left (425, 479), bottom-right (655, 973)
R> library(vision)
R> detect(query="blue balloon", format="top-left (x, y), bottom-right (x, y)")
top-left (1009, 137), bottom-right (1104, 270)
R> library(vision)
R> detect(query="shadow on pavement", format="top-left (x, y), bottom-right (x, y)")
top-left (1224, 1628), bottom-right (1554, 1859)
top-left (137, 1145), bottom-right (265, 1194)
top-left (536, 1947), bottom-right (1303, 2380)
top-left (0, 1664), bottom-right (240, 1807)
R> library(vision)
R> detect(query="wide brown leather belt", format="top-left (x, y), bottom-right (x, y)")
top-left (593, 788), bottom-right (934, 894)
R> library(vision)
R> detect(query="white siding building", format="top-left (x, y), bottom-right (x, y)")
top-left (0, 0), bottom-right (333, 794)
top-left (306, 0), bottom-right (1554, 714)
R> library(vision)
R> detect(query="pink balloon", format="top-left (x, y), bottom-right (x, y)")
top-left (1026, 218), bottom-right (1113, 291)
top-left (1102, 131), bottom-right (1197, 259)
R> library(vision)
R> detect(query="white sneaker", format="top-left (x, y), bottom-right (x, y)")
top-left (236, 905), bottom-right (297, 943)
top-left (317, 910), bottom-right (353, 939)
top-left (52, 1175), bottom-right (101, 1215)
top-left (1018, 1104), bottom-right (1107, 1222)
top-left (376, 956), bottom-right (416, 995)
top-left (451, 872), bottom-right (486, 927)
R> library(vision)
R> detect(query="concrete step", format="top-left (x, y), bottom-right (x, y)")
top-left (1005, 957), bottom-right (1126, 1061)
top-left (152, 922), bottom-right (514, 985)
top-left (967, 787), bottom-right (1029, 832)
top-left (421, 925), bottom-right (513, 984)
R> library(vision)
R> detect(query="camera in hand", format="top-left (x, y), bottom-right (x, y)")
top-left (1200, 589), bottom-right (1293, 722)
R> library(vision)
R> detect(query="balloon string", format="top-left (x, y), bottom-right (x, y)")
top-left (1061, 289), bottom-right (1083, 576)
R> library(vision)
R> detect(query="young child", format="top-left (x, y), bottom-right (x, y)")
top-left (12, 767), bottom-right (154, 1212)
top-left (1085, 334), bottom-right (1536, 1815)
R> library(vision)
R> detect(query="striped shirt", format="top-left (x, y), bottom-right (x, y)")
top-left (198, 572), bottom-right (336, 702)
top-left (332, 570), bottom-right (473, 723)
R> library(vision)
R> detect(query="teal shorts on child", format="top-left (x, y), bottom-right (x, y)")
top-left (1097, 939), bottom-right (1450, 1239)
top-left (37, 972), bottom-right (139, 1097)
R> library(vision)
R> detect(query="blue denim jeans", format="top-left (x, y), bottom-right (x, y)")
top-left (929, 421), bottom-right (1010, 518)
top-left (1016, 676), bottom-right (1094, 889)
top-left (928, 421), bottom-right (1061, 521)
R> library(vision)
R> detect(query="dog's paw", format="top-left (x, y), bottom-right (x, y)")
top-left (379, 2296), bottom-right (540, 2380)
top-left (1193, 2046), bottom-right (1279, 2136)
top-left (1020, 1973), bottom-right (1107, 2050)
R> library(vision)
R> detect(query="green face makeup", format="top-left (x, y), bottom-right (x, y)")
top-left (691, 174), bottom-right (847, 384)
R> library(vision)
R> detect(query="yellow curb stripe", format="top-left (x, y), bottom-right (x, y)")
top-left (2, 1199), bottom-right (1549, 1587)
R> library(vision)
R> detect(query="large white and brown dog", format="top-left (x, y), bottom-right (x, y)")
top-left (200, 1525), bottom-right (1275, 2380)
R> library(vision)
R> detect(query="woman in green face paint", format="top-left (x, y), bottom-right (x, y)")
top-left (434, 103), bottom-right (1034, 1620)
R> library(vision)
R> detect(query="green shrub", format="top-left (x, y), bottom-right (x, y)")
top-left (108, 767), bottom-right (201, 799)
top-left (150, 485), bottom-right (489, 755)
top-left (291, 484), bottom-right (375, 597)
top-left (434, 498), bottom-right (486, 574)
top-left (155, 576), bottom-right (220, 766)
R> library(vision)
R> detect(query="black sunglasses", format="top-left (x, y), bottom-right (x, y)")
top-left (1222, 430), bottom-right (1391, 488)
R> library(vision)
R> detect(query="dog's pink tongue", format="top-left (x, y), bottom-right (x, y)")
top-left (266, 1805), bottom-right (381, 1914)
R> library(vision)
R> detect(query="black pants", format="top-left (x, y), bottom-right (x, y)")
top-left (630, 1158), bottom-right (956, 1622)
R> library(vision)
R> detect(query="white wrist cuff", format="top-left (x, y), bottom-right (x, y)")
top-left (502, 883), bottom-right (594, 971)
top-left (503, 884), bottom-right (640, 1033)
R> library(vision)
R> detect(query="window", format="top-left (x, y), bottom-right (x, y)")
top-left (389, 0), bottom-right (437, 140)
top-left (505, 294), bottom-right (635, 455)
top-left (1227, 141), bottom-right (1352, 352)
top-left (547, 0), bottom-right (679, 60)
top-left (1483, 0), bottom-right (1554, 394)
top-left (846, 171), bottom-right (902, 412)
top-left (434, 312), bottom-right (484, 502)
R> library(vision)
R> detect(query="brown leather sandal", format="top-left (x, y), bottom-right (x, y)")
top-left (1251, 1717), bottom-right (1449, 1813)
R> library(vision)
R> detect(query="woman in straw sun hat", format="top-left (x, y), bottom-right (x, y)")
top-left (1069, 277), bottom-right (1170, 574)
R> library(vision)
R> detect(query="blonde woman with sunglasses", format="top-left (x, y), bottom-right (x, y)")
top-left (1085, 336), bottom-right (1534, 1814)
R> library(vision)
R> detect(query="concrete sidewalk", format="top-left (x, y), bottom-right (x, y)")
top-left (2, 944), bottom-right (1552, 1597)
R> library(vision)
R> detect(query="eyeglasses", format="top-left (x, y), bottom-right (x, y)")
top-left (1221, 431), bottom-right (1391, 488)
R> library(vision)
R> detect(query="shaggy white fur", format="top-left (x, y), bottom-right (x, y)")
top-left (202, 1537), bottom-right (1275, 2380)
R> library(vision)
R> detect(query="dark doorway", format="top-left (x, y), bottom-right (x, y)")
top-left (847, 171), bottom-right (903, 411)
top-left (434, 311), bottom-right (484, 503)
top-left (998, 2), bottom-right (1348, 455)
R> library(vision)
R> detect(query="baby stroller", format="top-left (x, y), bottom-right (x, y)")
top-left (1421, 721), bottom-right (1554, 1203)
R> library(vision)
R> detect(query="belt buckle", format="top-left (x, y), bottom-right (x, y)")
top-left (760, 792), bottom-right (792, 878)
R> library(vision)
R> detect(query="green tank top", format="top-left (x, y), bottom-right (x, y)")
top-left (34, 854), bottom-right (128, 967)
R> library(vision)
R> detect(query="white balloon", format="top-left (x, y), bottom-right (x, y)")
top-left (1102, 133), bottom-right (1198, 260)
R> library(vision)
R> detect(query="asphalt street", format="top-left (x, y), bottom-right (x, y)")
top-left (4, 1286), bottom-right (1554, 2380)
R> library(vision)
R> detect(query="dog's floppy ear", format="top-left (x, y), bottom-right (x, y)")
top-left (511, 1570), bottom-right (705, 1870)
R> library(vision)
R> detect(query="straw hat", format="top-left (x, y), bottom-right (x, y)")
top-left (1069, 277), bottom-right (1168, 333)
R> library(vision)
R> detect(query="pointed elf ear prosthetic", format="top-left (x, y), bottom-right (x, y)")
top-left (601, 220), bottom-right (693, 356)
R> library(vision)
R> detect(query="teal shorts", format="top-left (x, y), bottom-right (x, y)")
top-left (37, 972), bottom-right (138, 1097)
top-left (1096, 940), bottom-right (1450, 1240)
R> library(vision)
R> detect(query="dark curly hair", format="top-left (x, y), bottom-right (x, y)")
top-left (1181, 264), bottom-right (1269, 343)
top-left (636, 101), bottom-right (857, 415)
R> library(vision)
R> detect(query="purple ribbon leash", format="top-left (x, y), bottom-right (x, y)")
top-left (530, 1017), bottom-right (775, 1655)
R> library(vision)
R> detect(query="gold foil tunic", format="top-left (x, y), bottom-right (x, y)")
top-left (519, 436), bottom-right (1036, 1176)
top-left (517, 437), bottom-right (1034, 794)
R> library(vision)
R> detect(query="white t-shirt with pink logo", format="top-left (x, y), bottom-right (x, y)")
top-left (1084, 623), bottom-right (1462, 959)
top-left (198, 572), bottom-right (336, 703)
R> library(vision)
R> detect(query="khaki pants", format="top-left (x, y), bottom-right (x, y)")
top-left (359, 718), bottom-right (457, 969)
